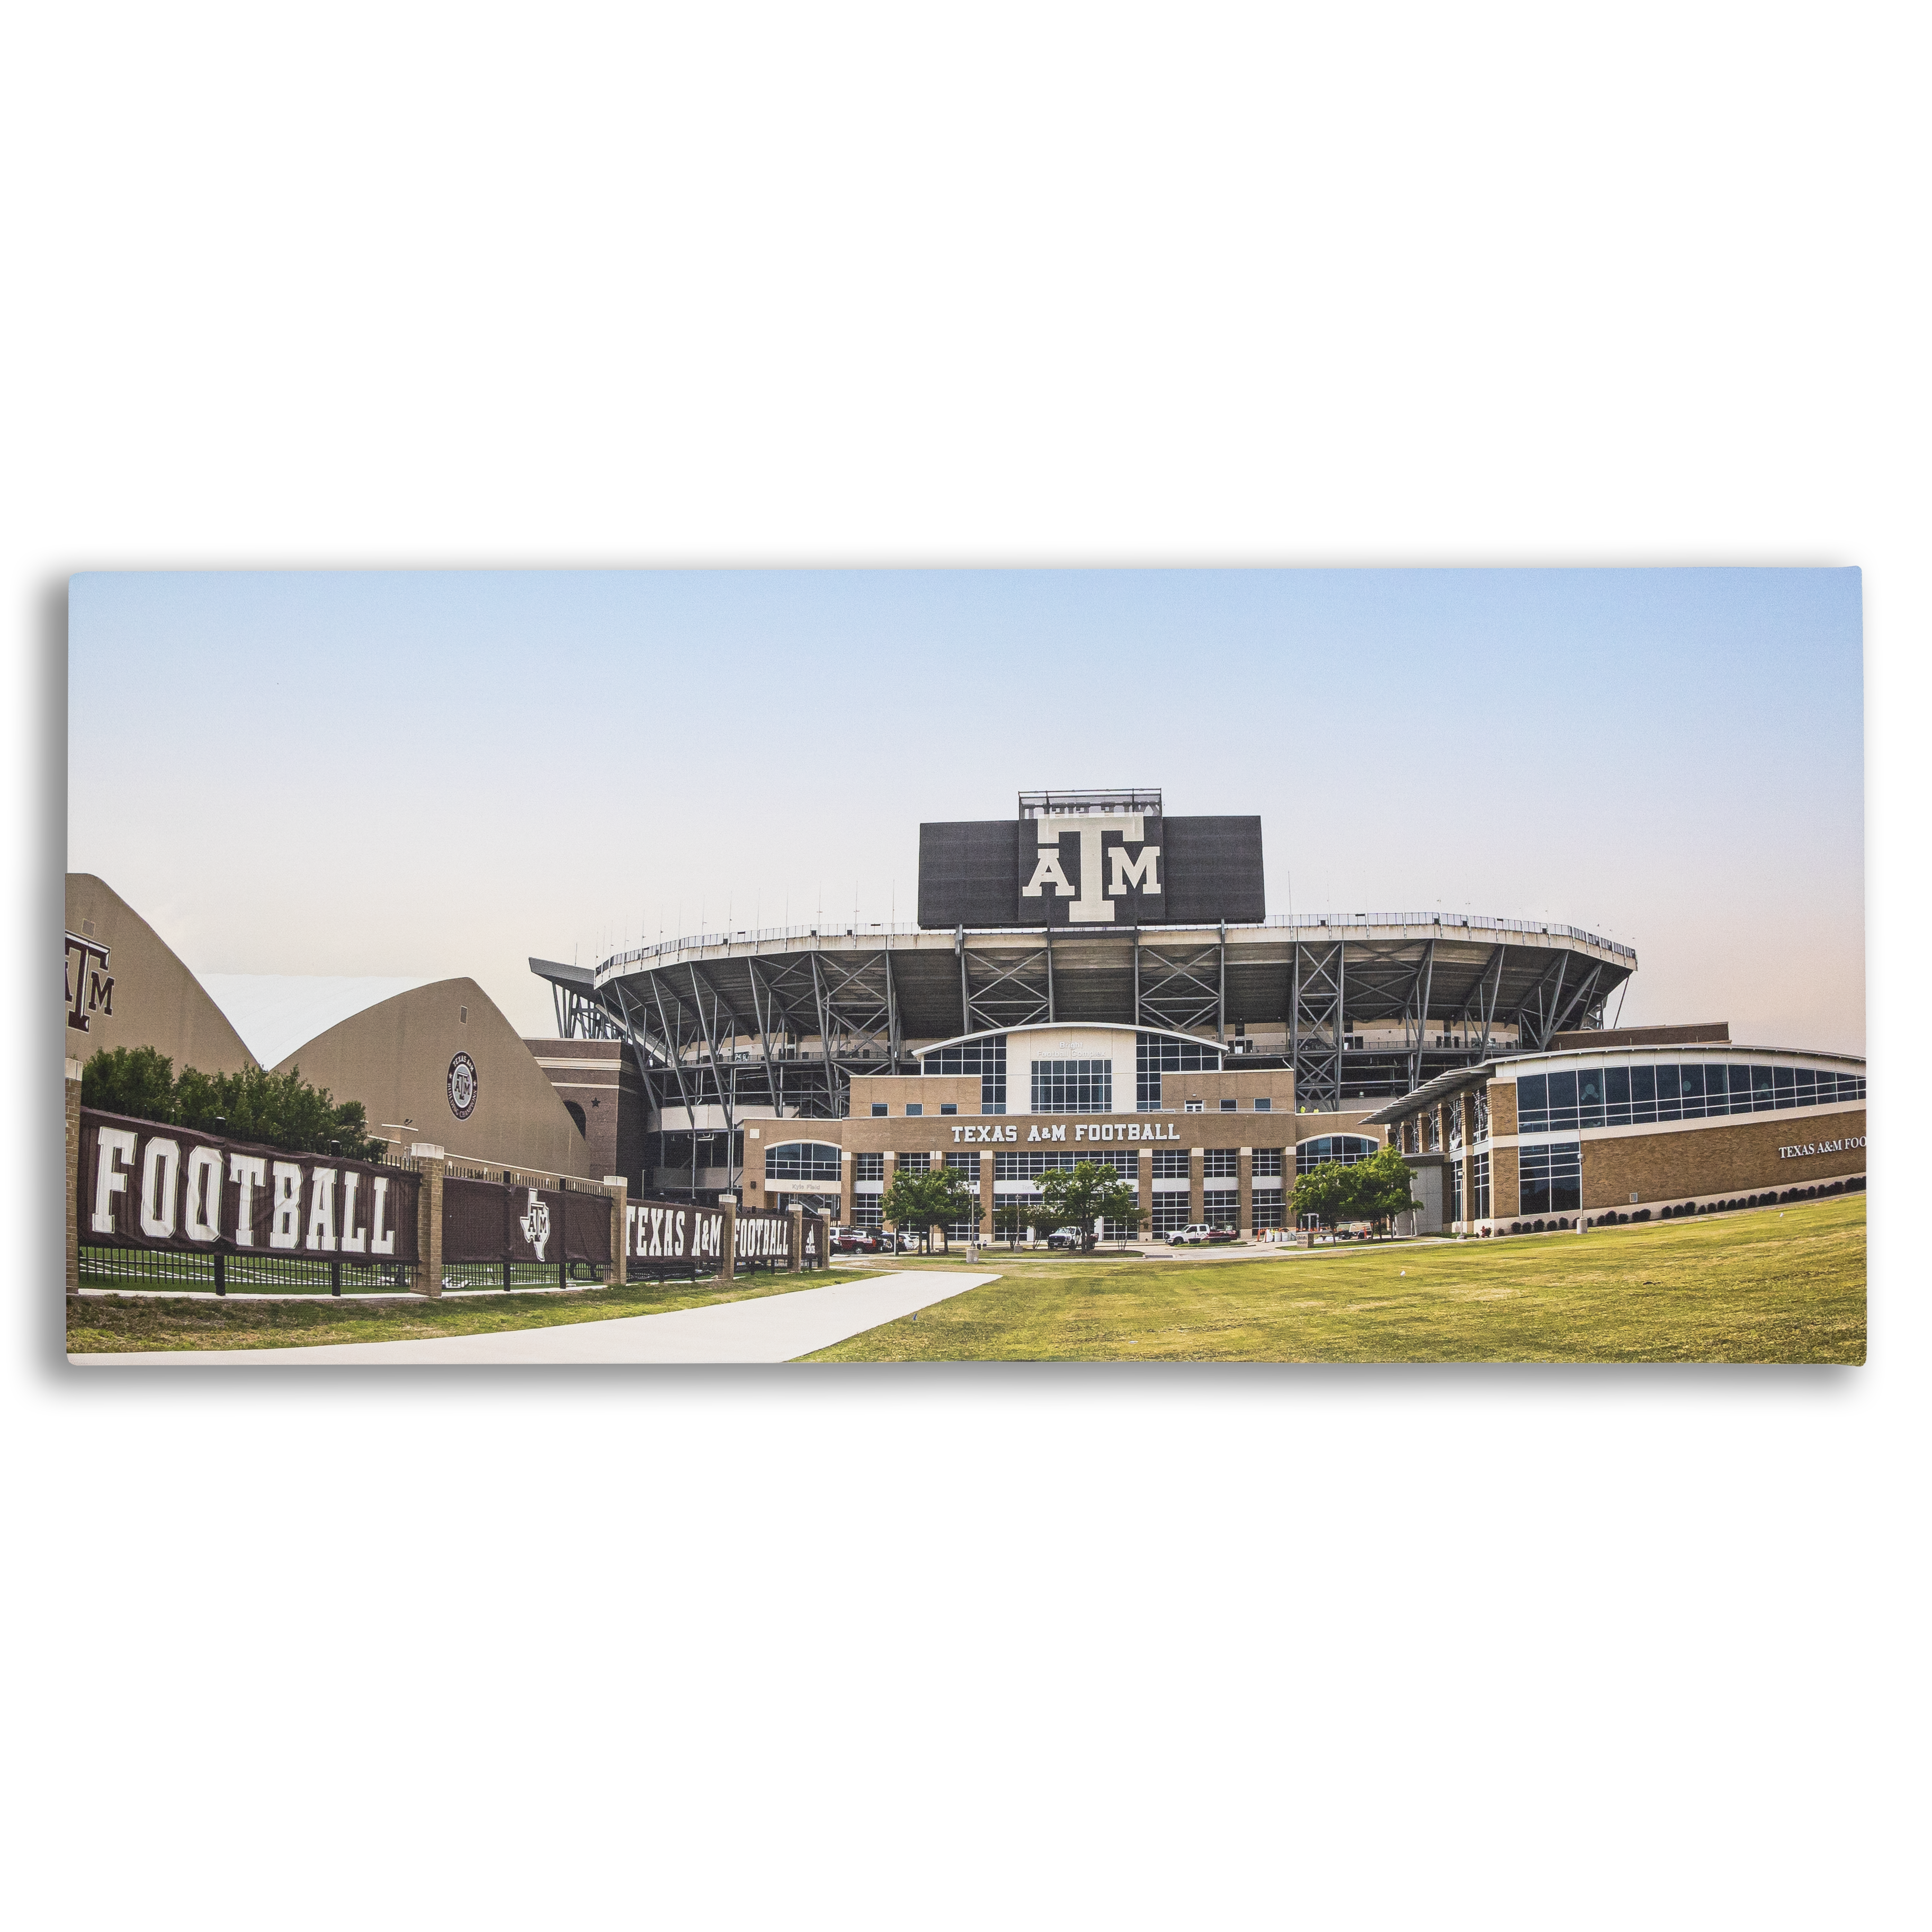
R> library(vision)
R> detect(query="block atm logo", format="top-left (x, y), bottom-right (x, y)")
top-left (65, 932), bottom-right (115, 1033)
top-left (1019, 809), bottom-right (1165, 925)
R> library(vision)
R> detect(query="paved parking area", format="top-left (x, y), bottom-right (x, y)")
top-left (69, 1268), bottom-right (1000, 1367)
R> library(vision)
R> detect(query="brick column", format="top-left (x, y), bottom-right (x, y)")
top-left (1139, 1147), bottom-right (1153, 1242)
top-left (1237, 1147), bottom-right (1253, 1237)
top-left (412, 1145), bottom-right (445, 1296)
top-left (603, 1177), bottom-right (627, 1287)
top-left (979, 1150), bottom-right (995, 1238)
top-left (1189, 1146), bottom-right (1204, 1225)
top-left (720, 1198), bottom-right (737, 1282)
top-left (65, 1057), bottom-right (82, 1295)
top-left (789, 1202), bottom-right (804, 1272)
top-left (840, 1150), bottom-right (855, 1227)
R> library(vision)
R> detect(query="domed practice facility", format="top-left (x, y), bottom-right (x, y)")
top-left (66, 874), bottom-right (593, 1180)
top-left (527, 788), bottom-right (1862, 1237)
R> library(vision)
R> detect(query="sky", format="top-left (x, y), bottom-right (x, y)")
top-left (67, 568), bottom-right (1866, 1052)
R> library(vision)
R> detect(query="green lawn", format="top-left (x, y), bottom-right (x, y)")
top-left (803, 1197), bottom-right (1867, 1363)
top-left (66, 1267), bottom-right (866, 1353)
top-left (68, 1200), bottom-right (1867, 1361)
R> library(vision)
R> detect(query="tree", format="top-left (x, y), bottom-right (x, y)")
top-left (80, 1045), bottom-right (177, 1122)
top-left (80, 1048), bottom-right (383, 1161)
top-left (992, 1204), bottom-right (1030, 1251)
top-left (1350, 1147), bottom-right (1424, 1238)
top-left (881, 1165), bottom-right (978, 1253)
top-left (1035, 1160), bottom-right (1143, 1252)
top-left (1289, 1159), bottom-right (1356, 1233)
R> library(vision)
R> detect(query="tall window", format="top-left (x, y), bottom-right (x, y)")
top-left (1203, 1148), bottom-right (1239, 1178)
top-left (1135, 1031), bottom-right (1220, 1110)
top-left (1517, 1142), bottom-right (1580, 1214)
top-left (1032, 1059), bottom-right (1112, 1112)
top-left (927, 1036), bottom-right (1007, 1113)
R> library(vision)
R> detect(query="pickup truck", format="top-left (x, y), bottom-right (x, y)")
top-left (1170, 1224), bottom-right (1240, 1246)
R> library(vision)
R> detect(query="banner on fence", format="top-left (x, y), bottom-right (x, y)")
top-left (736, 1206), bottom-right (801, 1267)
top-left (624, 1198), bottom-right (727, 1268)
top-left (78, 1107), bottom-right (421, 1262)
top-left (444, 1177), bottom-right (613, 1266)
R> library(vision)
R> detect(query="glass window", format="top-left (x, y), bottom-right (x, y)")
top-left (905, 1104), bottom-right (923, 1117)
top-left (1605, 1067), bottom-right (1631, 1126)
top-left (1254, 1097), bottom-right (1272, 1113)
top-left (1295, 1134), bottom-right (1379, 1173)
top-left (765, 1141), bottom-right (842, 1182)
top-left (1632, 1065), bottom-right (1657, 1123)
top-left (1031, 1060), bottom-right (1113, 1113)
top-left (1683, 1062), bottom-right (1710, 1117)
top-left (1751, 1065), bottom-right (1776, 1110)
top-left (1250, 1193), bottom-right (1285, 1229)
top-left (1204, 1148), bottom-right (1238, 1178)
top-left (1472, 1149), bottom-right (1491, 1220)
top-left (1151, 1194), bottom-right (1192, 1233)
top-left (1219, 1098), bottom-right (1237, 1113)
top-left (1252, 1148), bottom-right (1283, 1177)
top-left (1657, 1062), bottom-right (1683, 1121)
top-left (927, 1036), bottom-right (1007, 1113)
top-left (1151, 1149), bottom-right (1189, 1179)
top-left (1796, 1068), bottom-right (1817, 1104)
top-left (1135, 1031), bottom-right (1221, 1110)
top-left (1547, 1070), bottom-right (1579, 1131)
top-left (1517, 1074), bottom-right (1548, 1132)
top-left (855, 1152), bottom-right (884, 1183)
top-left (1185, 1099), bottom-right (1203, 1113)
top-left (870, 1103), bottom-right (887, 1117)
top-left (1517, 1141), bottom-right (1581, 1215)
top-left (1774, 1067), bottom-right (1795, 1108)
top-left (1577, 1067), bottom-right (1606, 1129)
top-left (1703, 1065), bottom-right (1730, 1116)
top-left (940, 1103), bottom-right (959, 1115)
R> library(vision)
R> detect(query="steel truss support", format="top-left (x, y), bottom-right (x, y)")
top-left (958, 932), bottom-right (1051, 1035)
top-left (1135, 940), bottom-right (1223, 1035)
top-left (1291, 941), bottom-right (1345, 1114)
top-left (1548, 961), bottom-right (1605, 1041)
top-left (1523, 952), bottom-right (1570, 1050)
top-left (1404, 941), bottom-right (1436, 1092)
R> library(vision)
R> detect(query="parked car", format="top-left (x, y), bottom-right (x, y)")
top-left (1206, 1226), bottom-right (1239, 1244)
top-left (1170, 1224), bottom-right (1215, 1245)
top-left (829, 1227), bottom-right (883, 1255)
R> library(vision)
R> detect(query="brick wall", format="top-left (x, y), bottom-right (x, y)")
top-left (1581, 1107), bottom-right (1865, 1209)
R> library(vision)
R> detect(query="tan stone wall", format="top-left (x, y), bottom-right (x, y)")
top-left (65, 1059), bottom-right (82, 1294)
top-left (281, 978), bottom-right (593, 1179)
top-left (848, 1072), bottom-right (982, 1115)
top-left (1580, 1107), bottom-right (1865, 1210)
top-left (65, 874), bottom-right (255, 1076)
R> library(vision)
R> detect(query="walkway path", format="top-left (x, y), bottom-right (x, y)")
top-left (69, 1269), bottom-right (999, 1367)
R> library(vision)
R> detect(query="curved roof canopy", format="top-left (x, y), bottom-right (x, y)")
top-left (197, 975), bottom-right (432, 1074)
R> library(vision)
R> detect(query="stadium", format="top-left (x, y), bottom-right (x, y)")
top-left (64, 788), bottom-right (1865, 1245)
top-left (524, 789), bottom-right (1695, 1235)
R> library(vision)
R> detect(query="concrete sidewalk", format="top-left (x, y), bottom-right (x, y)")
top-left (68, 1269), bottom-right (999, 1367)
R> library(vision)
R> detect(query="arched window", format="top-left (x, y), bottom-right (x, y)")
top-left (765, 1141), bottom-right (842, 1182)
top-left (1296, 1134), bottom-right (1380, 1173)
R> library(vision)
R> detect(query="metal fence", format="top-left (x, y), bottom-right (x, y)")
top-left (78, 1245), bottom-right (422, 1296)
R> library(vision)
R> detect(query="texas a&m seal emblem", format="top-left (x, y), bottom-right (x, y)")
top-left (447, 1051), bottom-right (478, 1120)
